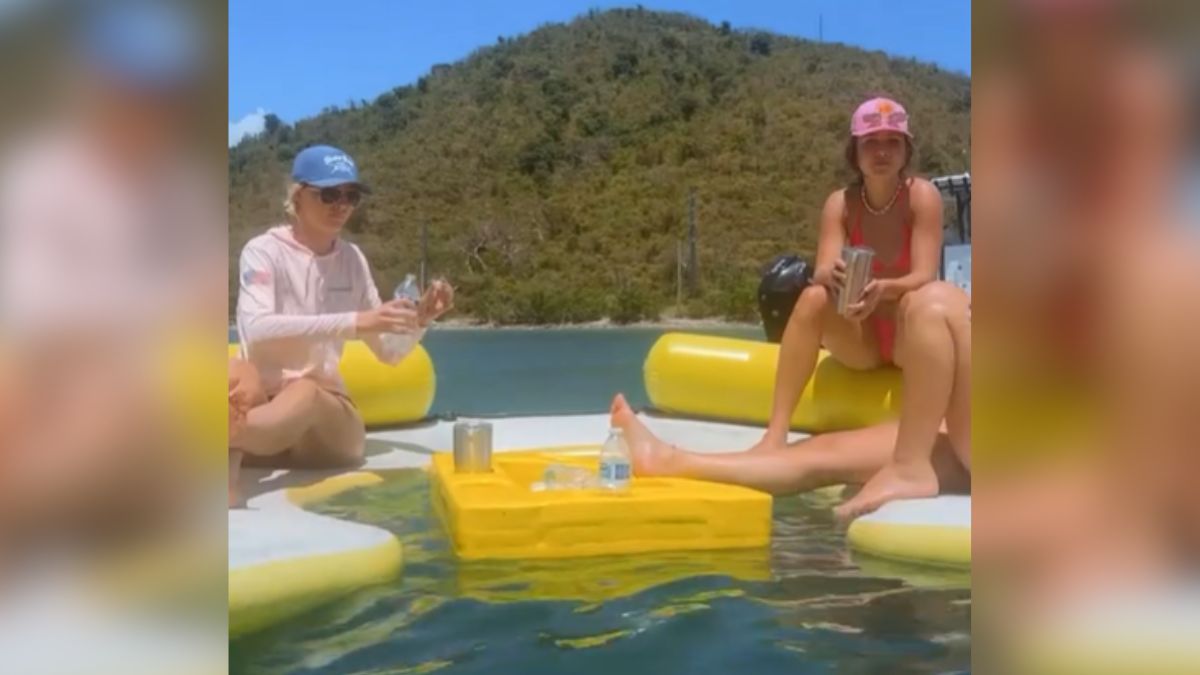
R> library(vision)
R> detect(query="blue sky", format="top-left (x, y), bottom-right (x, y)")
top-left (229, 1), bottom-right (970, 145)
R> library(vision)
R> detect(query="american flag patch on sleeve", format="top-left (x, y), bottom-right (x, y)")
top-left (241, 268), bottom-right (271, 285)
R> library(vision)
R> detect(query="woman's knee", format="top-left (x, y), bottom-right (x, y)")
top-left (901, 281), bottom-right (967, 324)
top-left (278, 377), bottom-right (323, 411)
top-left (791, 284), bottom-right (831, 322)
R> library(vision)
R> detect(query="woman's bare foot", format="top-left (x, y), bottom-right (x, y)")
top-left (609, 394), bottom-right (678, 477)
top-left (833, 460), bottom-right (939, 523)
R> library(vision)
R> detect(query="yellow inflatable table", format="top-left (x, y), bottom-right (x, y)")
top-left (431, 449), bottom-right (772, 560)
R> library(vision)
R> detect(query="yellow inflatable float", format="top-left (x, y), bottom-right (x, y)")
top-left (229, 507), bottom-right (403, 637)
top-left (846, 496), bottom-right (970, 568)
top-left (643, 332), bottom-right (970, 569)
top-left (644, 332), bottom-right (902, 432)
top-left (227, 340), bottom-right (436, 427)
top-left (229, 472), bottom-right (403, 638)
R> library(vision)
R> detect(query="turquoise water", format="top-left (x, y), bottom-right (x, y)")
top-left (229, 328), bottom-right (971, 673)
top-left (421, 326), bottom-right (760, 417)
top-left (230, 473), bottom-right (970, 674)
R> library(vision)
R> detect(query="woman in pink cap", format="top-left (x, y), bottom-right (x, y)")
top-left (228, 145), bottom-right (454, 506)
top-left (605, 97), bottom-right (971, 521)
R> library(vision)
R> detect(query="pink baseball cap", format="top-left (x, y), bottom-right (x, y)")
top-left (850, 97), bottom-right (912, 138)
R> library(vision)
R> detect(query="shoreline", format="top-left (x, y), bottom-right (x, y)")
top-left (228, 317), bottom-right (761, 334)
top-left (428, 317), bottom-right (761, 331)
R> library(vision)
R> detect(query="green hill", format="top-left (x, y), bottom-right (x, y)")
top-left (229, 7), bottom-right (970, 325)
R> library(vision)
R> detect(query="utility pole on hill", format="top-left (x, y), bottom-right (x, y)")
top-left (420, 221), bottom-right (429, 289)
top-left (686, 189), bottom-right (698, 296)
top-left (676, 239), bottom-right (683, 308)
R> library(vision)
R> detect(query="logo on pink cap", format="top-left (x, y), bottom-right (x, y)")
top-left (851, 97), bottom-right (912, 138)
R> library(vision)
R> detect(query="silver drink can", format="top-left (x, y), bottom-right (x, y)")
top-left (453, 420), bottom-right (493, 473)
top-left (837, 246), bottom-right (875, 316)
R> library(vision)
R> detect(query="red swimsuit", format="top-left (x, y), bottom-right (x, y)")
top-left (847, 184), bottom-right (913, 364)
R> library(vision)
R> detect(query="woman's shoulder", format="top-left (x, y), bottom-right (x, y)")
top-left (340, 238), bottom-right (370, 262)
top-left (242, 224), bottom-right (284, 242)
top-left (823, 187), bottom-right (850, 212)
top-left (239, 225), bottom-right (289, 254)
top-left (821, 186), bottom-right (858, 229)
top-left (906, 177), bottom-right (942, 204)
top-left (239, 231), bottom-right (273, 254)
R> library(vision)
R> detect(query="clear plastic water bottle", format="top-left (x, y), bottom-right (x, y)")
top-left (381, 274), bottom-right (422, 355)
top-left (532, 464), bottom-right (597, 491)
top-left (598, 428), bottom-right (631, 491)
top-left (394, 273), bottom-right (421, 305)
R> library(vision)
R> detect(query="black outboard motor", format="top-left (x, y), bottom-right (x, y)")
top-left (758, 254), bottom-right (812, 343)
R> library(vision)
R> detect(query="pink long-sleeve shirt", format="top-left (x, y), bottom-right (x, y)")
top-left (235, 225), bottom-right (423, 397)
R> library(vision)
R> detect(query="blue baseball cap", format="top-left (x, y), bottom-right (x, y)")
top-left (291, 145), bottom-right (370, 190)
top-left (79, 0), bottom-right (202, 91)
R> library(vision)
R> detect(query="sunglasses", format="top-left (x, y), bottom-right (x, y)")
top-left (306, 185), bottom-right (362, 206)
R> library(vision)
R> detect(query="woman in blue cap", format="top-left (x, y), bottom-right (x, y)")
top-left (229, 145), bottom-right (453, 505)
